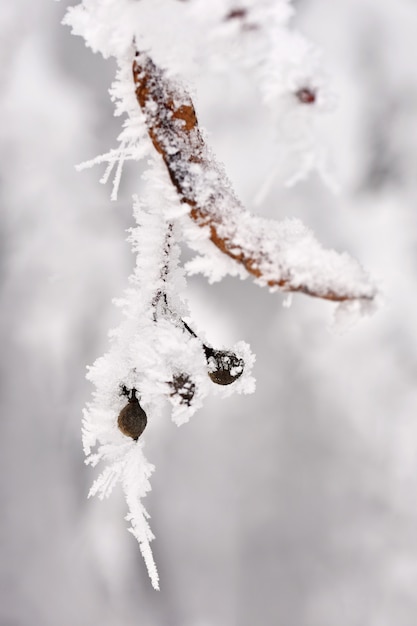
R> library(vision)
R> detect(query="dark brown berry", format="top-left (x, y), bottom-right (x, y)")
top-left (169, 373), bottom-right (196, 406)
top-left (204, 347), bottom-right (244, 385)
top-left (117, 391), bottom-right (147, 440)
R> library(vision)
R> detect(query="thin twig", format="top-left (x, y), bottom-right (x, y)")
top-left (152, 223), bottom-right (174, 321)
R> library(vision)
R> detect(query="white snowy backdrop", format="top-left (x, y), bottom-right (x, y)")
top-left (2, 0), bottom-right (417, 624)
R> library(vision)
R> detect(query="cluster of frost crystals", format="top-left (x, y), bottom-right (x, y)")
top-left (82, 159), bottom-right (255, 587)
top-left (65, 0), bottom-right (334, 190)
top-left (183, 0), bottom-right (336, 186)
top-left (76, 54), bottom-right (152, 201)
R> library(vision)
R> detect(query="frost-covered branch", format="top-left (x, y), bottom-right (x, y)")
top-left (133, 51), bottom-right (377, 303)
top-left (63, 0), bottom-right (381, 592)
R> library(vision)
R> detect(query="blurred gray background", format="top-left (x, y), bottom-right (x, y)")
top-left (2, 1), bottom-right (417, 625)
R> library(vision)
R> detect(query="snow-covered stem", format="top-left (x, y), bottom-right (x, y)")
top-left (133, 50), bottom-right (377, 303)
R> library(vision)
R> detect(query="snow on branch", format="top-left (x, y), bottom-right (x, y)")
top-left (132, 51), bottom-right (378, 304)
top-left (63, 0), bottom-right (381, 592)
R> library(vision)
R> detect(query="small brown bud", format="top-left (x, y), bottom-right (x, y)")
top-left (117, 391), bottom-right (147, 440)
top-left (204, 347), bottom-right (244, 385)
top-left (226, 8), bottom-right (247, 20)
top-left (170, 373), bottom-right (196, 406)
top-left (295, 87), bottom-right (316, 104)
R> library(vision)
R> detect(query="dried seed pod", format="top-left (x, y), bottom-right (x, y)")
top-left (117, 389), bottom-right (147, 440)
top-left (180, 319), bottom-right (244, 385)
top-left (204, 347), bottom-right (244, 385)
top-left (169, 373), bottom-right (196, 407)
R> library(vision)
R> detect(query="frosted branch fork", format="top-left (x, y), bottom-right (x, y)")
top-left (132, 51), bottom-right (377, 304)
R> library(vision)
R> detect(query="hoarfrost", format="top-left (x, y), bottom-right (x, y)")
top-left (64, 0), bottom-right (377, 589)
top-left (80, 160), bottom-right (256, 585)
